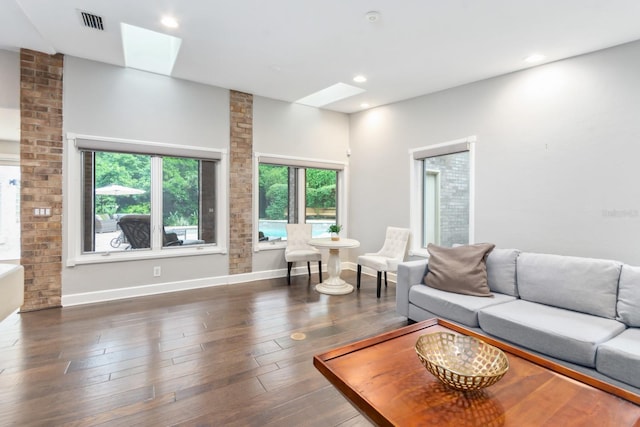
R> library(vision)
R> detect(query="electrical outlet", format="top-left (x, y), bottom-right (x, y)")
top-left (153, 266), bottom-right (161, 277)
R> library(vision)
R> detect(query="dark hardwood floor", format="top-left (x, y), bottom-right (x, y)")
top-left (0, 270), bottom-right (407, 426)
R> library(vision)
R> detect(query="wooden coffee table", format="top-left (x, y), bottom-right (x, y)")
top-left (314, 318), bottom-right (640, 426)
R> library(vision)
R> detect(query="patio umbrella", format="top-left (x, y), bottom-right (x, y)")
top-left (95, 184), bottom-right (145, 196)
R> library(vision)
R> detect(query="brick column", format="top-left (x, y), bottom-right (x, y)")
top-left (229, 90), bottom-right (253, 274)
top-left (19, 49), bottom-right (64, 311)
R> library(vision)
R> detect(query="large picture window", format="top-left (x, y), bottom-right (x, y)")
top-left (409, 137), bottom-right (475, 256)
top-left (67, 134), bottom-right (226, 263)
top-left (255, 154), bottom-right (344, 244)
top-left (81, 150), bottom-right (216, 253)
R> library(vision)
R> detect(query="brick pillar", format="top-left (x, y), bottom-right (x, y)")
top-left (19, 49), bottom-right (64, 311)
top-left (229, 91), bottom-right (253, 274)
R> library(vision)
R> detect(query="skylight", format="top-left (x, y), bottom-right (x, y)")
top-left (295, 83), bottom-right (366, 108)
top-left (121, 23), bottom-right (182, 76)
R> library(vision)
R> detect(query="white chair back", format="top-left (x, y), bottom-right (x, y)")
top-left (285, 223), bottom-right (314, 254)
top-left (377, 226), bottom-right (411, 261)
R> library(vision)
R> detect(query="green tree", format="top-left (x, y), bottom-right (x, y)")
top-left (259, 165), bottom-right (288, 218)
top-left (306, 169), bottom-right (336, 215)
top-left (265, 183), bottom-right (288, 220)
top-left (95, 152), bottom-right (150, 214)
top-left (162, 157), bottom-right (199, 224)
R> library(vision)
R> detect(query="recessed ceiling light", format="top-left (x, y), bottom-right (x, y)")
top-left (353, 75), bottom-right (367, 83)
top-left (524, 53), bottom-right (546, 63)
top-left (161, 16), bottom-right (179, 28)
top-left (360, 103), bottom-right (370, 109)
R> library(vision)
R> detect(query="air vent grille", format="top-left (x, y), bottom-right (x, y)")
top-left (79, 11), bottom-right (104, 31)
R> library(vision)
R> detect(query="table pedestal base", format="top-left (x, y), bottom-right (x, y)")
top-left (315, 248), bottom-right (354, 295)
top-left (315, 281), bottom-right (354, 295)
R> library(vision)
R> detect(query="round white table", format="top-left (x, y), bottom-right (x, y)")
top-left (309, 237), bottom-right (360, 295)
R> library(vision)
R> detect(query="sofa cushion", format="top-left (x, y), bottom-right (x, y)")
top-left (478, 300), bottom-right (626, 367)
top-left (617, 265), bottom-right (640, 327)
top-left (596, 328), bottom-right (640, 389)
top-left (486, 248), bottom-right (520, 297)
top-left (409, 284), bottom-right (516, 328)
top-left (516, 253), bottom-right (621, 319)
top-left (424, 243), bottom-right (495, 297)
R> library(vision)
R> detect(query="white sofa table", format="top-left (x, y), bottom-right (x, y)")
top-left (309, 238), bottom-right (360, 295)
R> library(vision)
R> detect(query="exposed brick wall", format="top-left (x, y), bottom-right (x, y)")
top-left (19, 49), bottom-right (64, 311)
top-left (229, 90), bottom-right (253, 274)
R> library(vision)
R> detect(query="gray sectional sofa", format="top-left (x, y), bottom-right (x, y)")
top-left (396, 248), bottom-right (640, 394)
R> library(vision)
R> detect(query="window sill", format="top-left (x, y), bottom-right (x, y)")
top-left (67, 245), bottom-right (226, 267)
top-left (255, 240), bottom-right (287, 252)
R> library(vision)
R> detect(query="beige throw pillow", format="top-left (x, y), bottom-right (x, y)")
top-left (424, 243), bottom-right (496, 297)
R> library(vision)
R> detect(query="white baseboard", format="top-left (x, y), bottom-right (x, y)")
top-left (61, 262), bottom-right (393, 307)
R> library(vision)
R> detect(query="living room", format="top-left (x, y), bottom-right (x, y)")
top-left (1, 1), bottom-right (640, 425)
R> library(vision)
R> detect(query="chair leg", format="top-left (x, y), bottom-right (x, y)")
top-left (307, 262), bottom-right (311, 277)
top-left (384, 271), bottom-right (388, 287)
top-left (318, 261), bottom-right (323, 283)
top-left (357, 265), bottom-right (362, 289)
top-left (376, 272), bottom-right (382, 298)
top-left (287, 262), bottom-right (293, 285)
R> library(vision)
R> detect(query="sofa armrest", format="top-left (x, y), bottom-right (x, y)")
top-left (396, 259), bottom-right (429, 317)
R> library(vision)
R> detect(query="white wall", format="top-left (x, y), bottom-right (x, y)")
top-left (350, 40), bottom-right (640, 265)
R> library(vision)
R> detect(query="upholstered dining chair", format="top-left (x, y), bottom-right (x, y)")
top-left (357, 226), bottom-right (411, 298)
top-left (285, 224), bottom-right (322, 285)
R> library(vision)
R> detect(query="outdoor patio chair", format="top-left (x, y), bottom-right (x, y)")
top-left (95, 214), bottom-right (118, 233)
top-left (117, 215), bottom-right (183, 249)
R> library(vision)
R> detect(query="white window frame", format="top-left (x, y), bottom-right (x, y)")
top-left (253, 152), bottom-right (348, 252)
top-left (66, 133), bottom-right (228, 266)
top-left (409, 135), bottom-right (476, 258)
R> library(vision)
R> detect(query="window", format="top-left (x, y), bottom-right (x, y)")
top-left (255, 154), bottom-right (345, 245)
top-left (67, 134), bottom-right (226, 263)
top-left (409, 137), bottom-right (475, 257)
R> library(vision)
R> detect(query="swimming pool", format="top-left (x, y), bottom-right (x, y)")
top-left (258, 220), bottom-right (333, 240)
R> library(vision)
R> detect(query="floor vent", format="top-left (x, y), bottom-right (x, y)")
top-left (79, 11), bottom-right (104, 31)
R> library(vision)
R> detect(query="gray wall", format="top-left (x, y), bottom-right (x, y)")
top-left (0, 49), bottom-right (20, 149)
top-left (349, 40), bottom-right (640, 265)
top-left (252, 96), bottom-right (350, 271)
top-left (10, 37), bottom-right (640, 297)
top-left (0, 49), bottom-right (19, 109)
top-left (62, 57), bottom-right (230, 295)
top-left (62, 57), bottom-right (350, 296)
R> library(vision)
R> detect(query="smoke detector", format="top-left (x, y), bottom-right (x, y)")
top-left (365, 11), bottom-right (381, 23)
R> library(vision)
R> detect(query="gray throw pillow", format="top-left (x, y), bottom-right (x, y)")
top-left (424, 243), bottom-right (496, 297)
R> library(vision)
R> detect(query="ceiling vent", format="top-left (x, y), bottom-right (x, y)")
top-left (79, 11), bottom-right (104, 31)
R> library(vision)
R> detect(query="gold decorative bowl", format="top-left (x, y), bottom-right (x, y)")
top-left (415, 332), bottom-right (509, 391)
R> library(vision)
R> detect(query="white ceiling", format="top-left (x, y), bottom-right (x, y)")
top-left (1, 0), bottom-right (640, 114)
